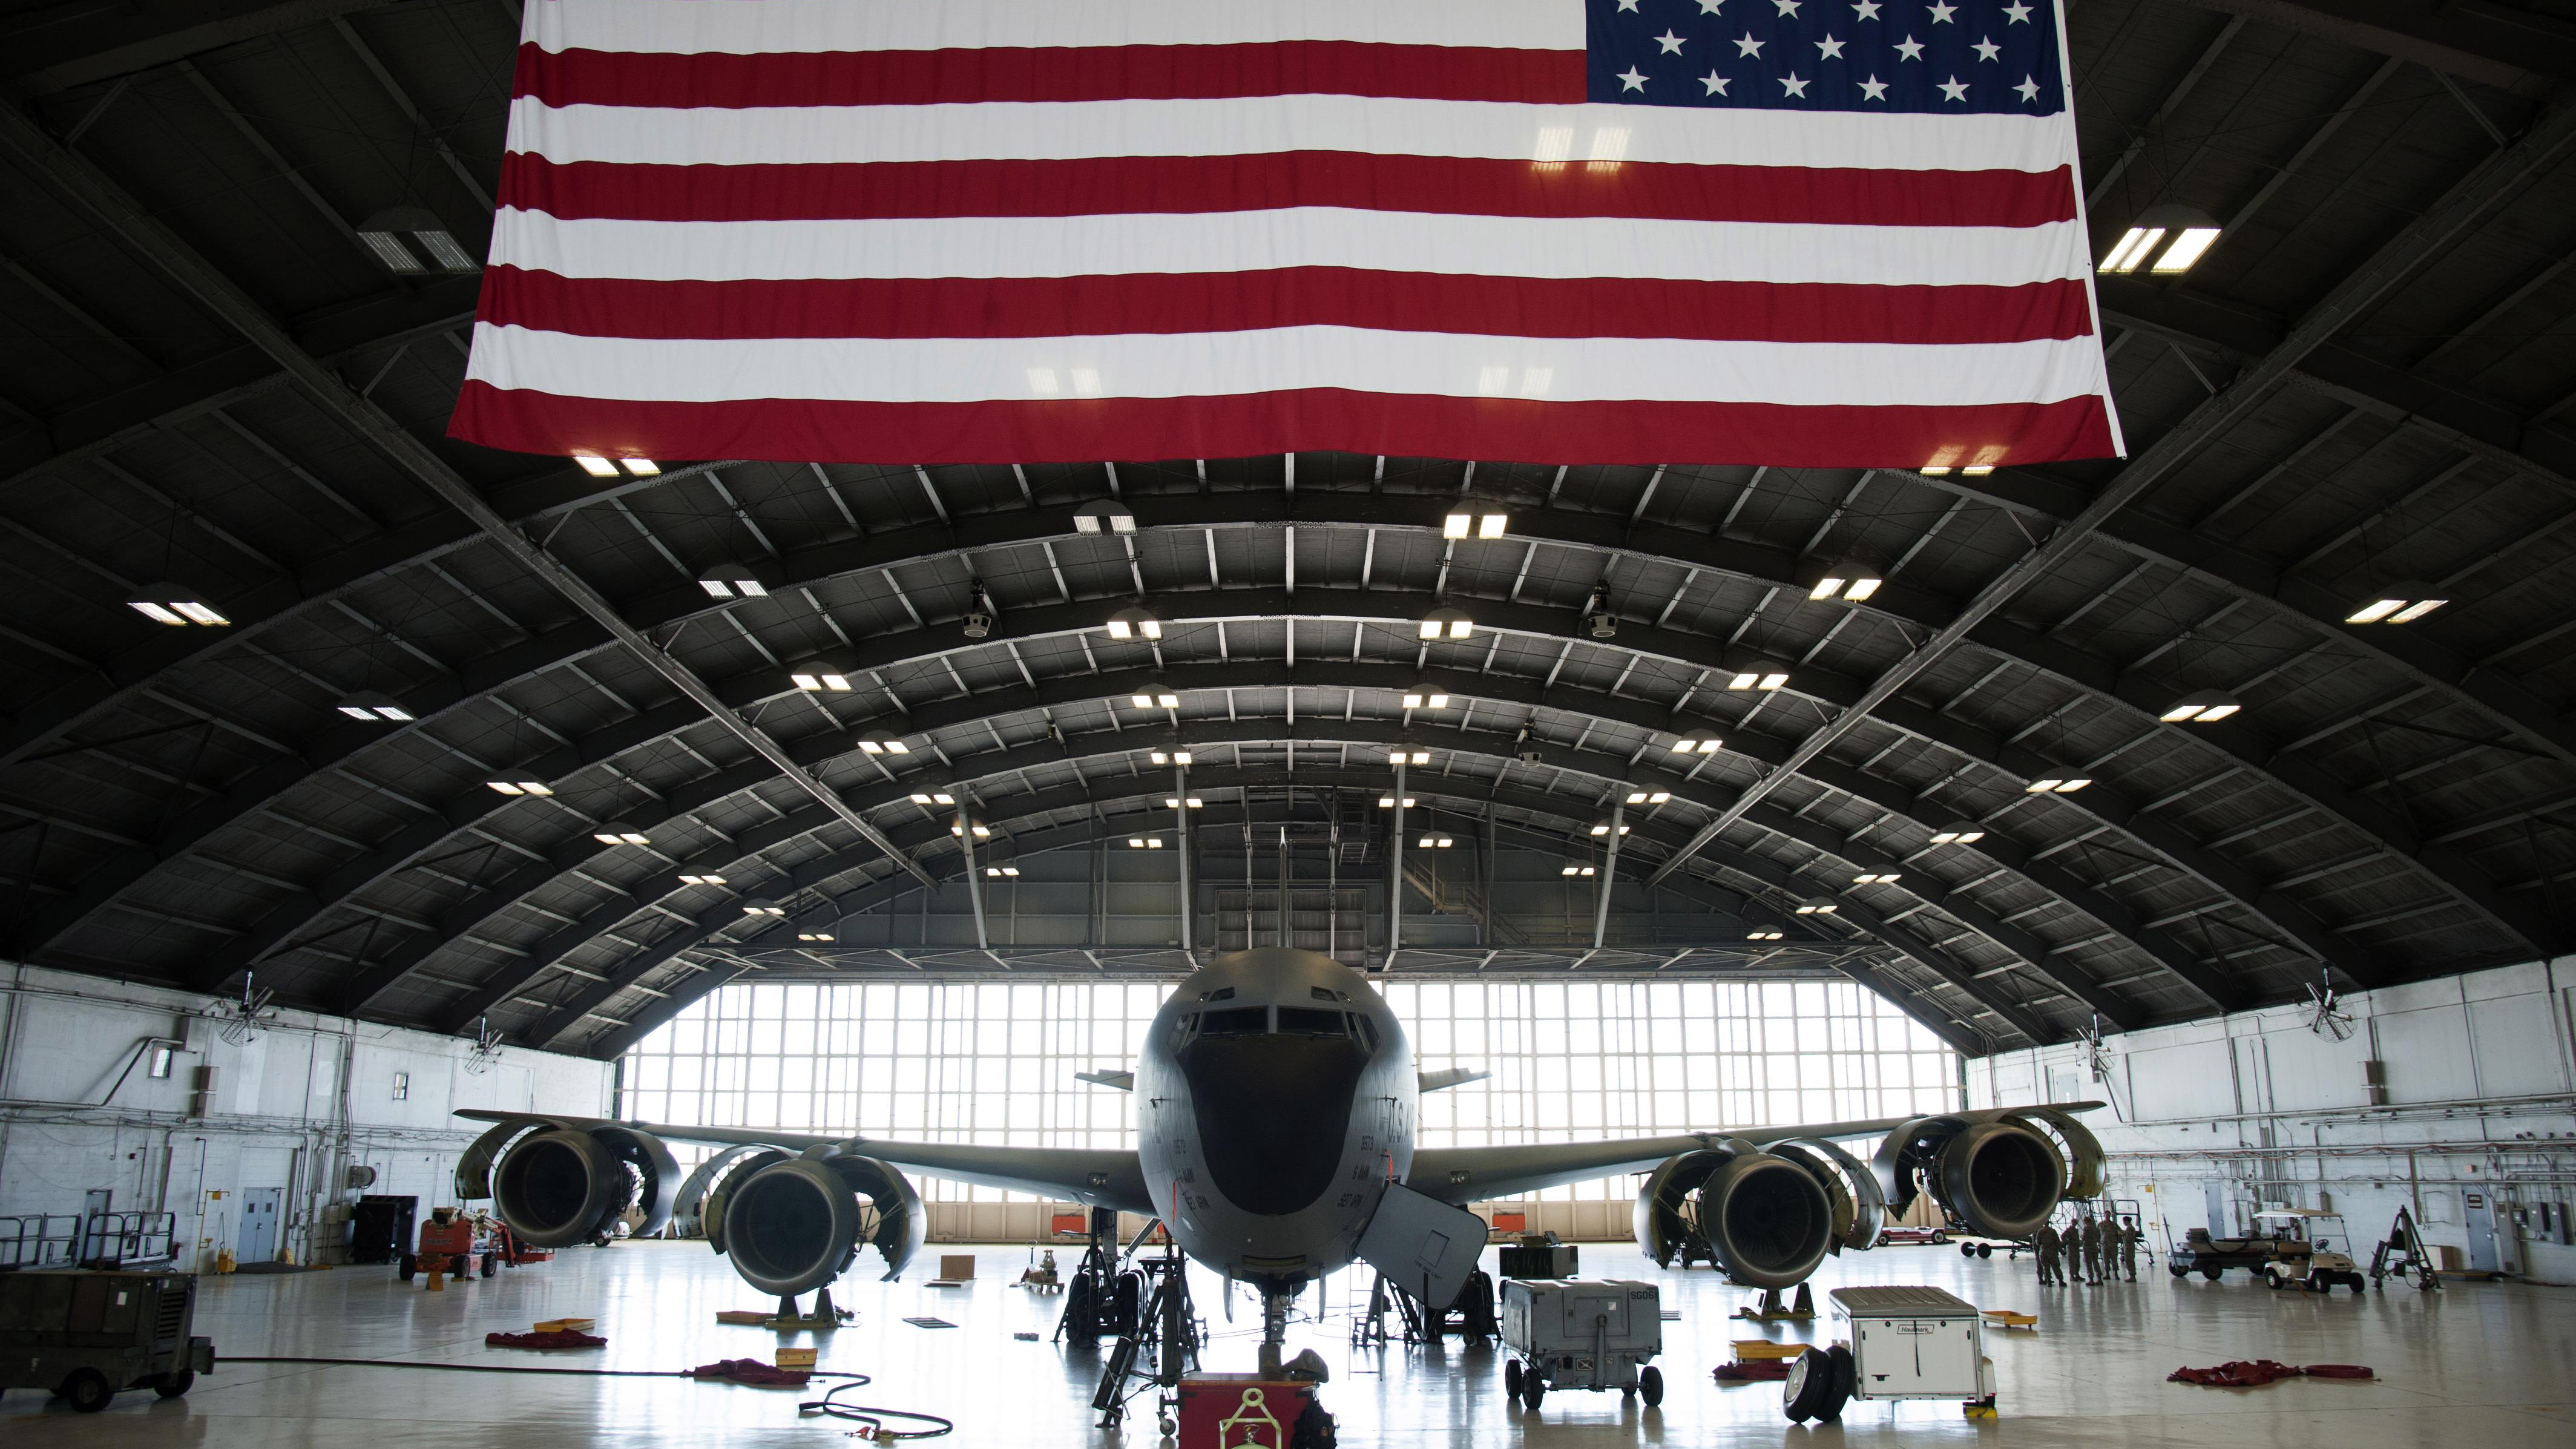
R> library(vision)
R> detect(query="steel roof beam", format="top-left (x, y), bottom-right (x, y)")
top-left (549, 781), bottom-right (2006, 1059)
top-left (2172, 0), bottom-right (2574, 96)
top-left (410, 720), bottom-right (2170, 1042)
top-left (0, 104), bottom-right (933, 901)
top-left (1650, 92), bottom-right (2576, 905)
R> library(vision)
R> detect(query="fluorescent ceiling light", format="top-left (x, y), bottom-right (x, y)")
top-left (623, 459), bottom-right (659, 476)
top-left (1671, 737), bottom-right (1723, 754)
top-left (2160, 689), bottom-right (2242, 724)
top-left (573, 455), bottom-right (619, 478)
top-left (1401, 692), bottom-right (1449, 709)
top-left (1073, 501), bottom-right (1137, 534)
top-left (593, 829), bottom-right (649, 846)
top-left (1930, 824), bottom-right (1985, 844)
top-left (792, 669), bottom-right (853, 692)
top-left (679, 873), bottom-right (726, 886)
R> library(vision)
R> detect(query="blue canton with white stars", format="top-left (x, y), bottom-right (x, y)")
top-left (1586, 0), bottom-right (2065, 115)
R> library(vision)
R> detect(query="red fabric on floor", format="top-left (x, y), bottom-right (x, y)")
top-left (2168, 1359), bottom-right (2377, 1387)
top-left (484, 1330), bottom-right (608, 1350)
top-left (689, 1358), bottom-right (813, 1387)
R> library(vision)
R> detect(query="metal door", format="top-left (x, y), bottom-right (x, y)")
top-left (2203, 1181), bottom-right (2231, 1237)
top-left (237, 1186), bottom-right (282, 1265)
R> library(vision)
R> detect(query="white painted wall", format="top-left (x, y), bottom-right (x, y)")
top-left (1969, 958), bottom-right (2576, 1286)
top-left (0, 960), bottom-right (612, 1268)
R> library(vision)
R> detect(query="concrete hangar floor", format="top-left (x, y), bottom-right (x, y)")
top-left (4, 1238), bottom-right (2564, 1445)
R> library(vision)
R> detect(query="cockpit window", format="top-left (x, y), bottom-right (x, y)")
top-left (1200, 1007), bottom-right (1269, 1036)
top-left (1274, 1007), bottom-right (1348, 1036)
top-left (1349, 1014), bottom-right (1379, 1053)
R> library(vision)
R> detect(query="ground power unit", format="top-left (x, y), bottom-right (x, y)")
top-left (1783, 1286), bottom-right (1995, 1422)
top-left (1498, 1278), bottom-right (1665, 1410)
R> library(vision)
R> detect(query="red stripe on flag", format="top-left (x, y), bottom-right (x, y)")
top-left (513, 41), bottom-right (1586, 108)
top-left (498, 153), bottom-right (2077, 228)
top-left (451, 381), bottom-right (2117, 469)
top-left (475, 267), bottom-right (2095, 346)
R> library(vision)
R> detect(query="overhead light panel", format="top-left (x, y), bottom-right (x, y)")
top-left (1670, 737), bottom-right (1724, 754)
top-left (698, 564), bottom-right (772, 599)
top-left (2099, 203), bottom-right (2222, 276)
top-left (2024, 778), bottom-right (2091, 794)
top-left (126, 582), bottom-right (228, 626)
top-left (1930, 822), bottom-right (1986, 844)
top-left (1852, 871), bottom-right (1903, 885)
top-left (335, 691), bottom-right (413, 722)
top-left (1623, 791), bottom-right (1671, 804)
top-left (1562, 864), bottom-right (1597, 876)
top-left (1444, 510), bottom-right (1509, 540)
top-left (1130, 684), bottom-right (1181, 709)
top-left (1401, 691), bottom-right (1450, 710)
top-left (573, 454), bottom-right (620, 478)
top-left (1418, 607), bottom-right (1474, 640)
top-left (1073, 499), bottom-right (1138, 534)
top-left (855, 730), bottom-right (912, 755)
top-left (791, 664), bottom-right (855, 692)
top-left (1588, 823), bottom-right (1631, 836)
top-left (678, 873), bottom-right (726, 886)
top-left (1105, 605), bottom-right (1163, 641)
top-left (1417, 836), bottom-right (1454, 848)
top-left (741, 900), bottom-right (787, 917)
top-left (592, 826), bottom-right (651, 846)
top-left (1389, 750), bottom-right (1430, 766)
top-left (1747, 929), bottom-right (1785, 941)
top-left (1162, 797), bottom-right (1204, 809)
top-left (1129, 837), bottom-right (1163, 849)
top-left (797, 930), bottom-right (834, 942)
top-left (2345, 581), bottom-right (2446, 625)
top-left (985, 866), bottom-right (1020, 877)
top-left (356, 205), bottom-right (479, 274)
top-left (1805, 563), bottom-right (1885, 603)
top-left (1377, 795), bottom-right (1416, 808)
top-left (2160, 689), bottom-right (2241, 724)
top-left (1794, 897), bottom-right (1839, 915)
top-left (1727, 665), bottom-right (1790, 691)
top-left (485, 780), bottom-right (552, 797)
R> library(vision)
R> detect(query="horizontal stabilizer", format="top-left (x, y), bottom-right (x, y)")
top-left (1418, 1066), bottom-right (1489, 1092)
top-left (1356, 1181), bottom-right (1488, 1313)
top-left (1076, 1070), bottom-right (1134, 1091)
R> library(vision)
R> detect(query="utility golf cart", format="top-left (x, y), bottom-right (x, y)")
top-left (2252, 1210), bottom-right (2367, 1293)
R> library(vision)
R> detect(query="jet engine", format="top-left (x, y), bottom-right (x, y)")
top-left (1872, 1106), bottom-right (2103, 1240)
top-left (709, 1148), bottom-right (928, 1296)
top-left (459, 1120), bottom-right (679, 1249)
top-left (1634, 1137), bottom-right (1881, 1289)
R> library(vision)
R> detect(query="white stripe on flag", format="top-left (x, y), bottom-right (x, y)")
top-left (524, 0), bottom-right (1588, 55)
top-left (491, 208), bottom-right (2089, 288)
top-left (465, 323), bottom-right (2112, 408)
top-left (504, 96), bottom-right (2078, 174)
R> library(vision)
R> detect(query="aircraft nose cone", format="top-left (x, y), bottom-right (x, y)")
top-left (1180, 1036), bottom-right (1370, 1217)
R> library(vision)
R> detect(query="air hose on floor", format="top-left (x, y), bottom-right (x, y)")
top-left (221, 1357), bottom-right (955, 1439)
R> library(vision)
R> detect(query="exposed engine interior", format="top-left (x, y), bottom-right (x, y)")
top-left (703, 1149), bottom-right (927, 1295)
top-left (1632, 1137), bottom-right (1882, 1289)
top-left (1872, 1106), bottom-right (2103, 1240)
top-left (461, 1120), bottom-right (680, 1250)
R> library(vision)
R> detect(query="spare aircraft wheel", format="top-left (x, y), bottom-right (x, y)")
top-left (1824, 1344), bottom-right (1856, 1420)
top-left (1784, 1347), bottom-right (1834, 1422)
top-left (1522, 1374), bottom-right (1545, 1410)
top-left (1640, 1365), bottom-right (1664, 1407)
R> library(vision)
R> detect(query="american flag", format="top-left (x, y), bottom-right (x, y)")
top-left (451, 0), bottom-right (2122, 469)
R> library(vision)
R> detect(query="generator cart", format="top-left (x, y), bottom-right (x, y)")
top-left (1784, 1286), bottom-right (1995, 1423)
top-left (0, 1268), bottom-right (215, 1412)
top-left (1499, 1278), bottom-right (1666, 1411)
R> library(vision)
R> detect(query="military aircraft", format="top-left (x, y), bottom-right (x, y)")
top-left (455, 947), bottom-right (2101, 1372)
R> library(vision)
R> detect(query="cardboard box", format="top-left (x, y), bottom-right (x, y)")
top-left (2436, 1245), bottom-right (2467, 1272)
top-left (938, 1254), bottom-right (976, 1281)
top-left (775, 1348), bottom-right (818, 1368)
top-left (535, 1318), bottom-right (596, 1333)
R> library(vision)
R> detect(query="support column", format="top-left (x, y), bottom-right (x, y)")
top-left (1591, 801), bottom-right (1626, 951)
top-left (1174, 765), bottom-right (1193, 958)
top-left (1388, 761), bottom-right (1406, 971)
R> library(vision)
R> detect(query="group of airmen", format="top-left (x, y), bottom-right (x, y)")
top-left (2031, 1208), bottom-right (2140, 1285)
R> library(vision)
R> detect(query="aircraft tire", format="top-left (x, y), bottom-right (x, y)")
top-left (1784, 1349), bottom-right (1833, 1422)
top-left (1640, 1365), bottom-right (1664, 1407)
top-left (1521, 1376), bottom-right (1544, 1411)
top-left (1062, 1273), bottom-right (1097, 1341)
top-left (1504, 1360), bottom-right (1523, 1398)
top-left (1821, 1345), bottom-right (1855, 1421)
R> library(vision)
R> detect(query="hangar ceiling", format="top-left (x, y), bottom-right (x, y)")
top-left (1, 0), bottom-right (2573, 1059)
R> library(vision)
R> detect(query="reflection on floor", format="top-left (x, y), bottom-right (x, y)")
top-left (4, 1235), bottom-right (2567, 1445)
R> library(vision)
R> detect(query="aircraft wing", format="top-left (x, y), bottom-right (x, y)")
top-left (454, 1110), bottom-right (1153, 1216)
top-left (1404, 1115), bottom-right (1919, 1205)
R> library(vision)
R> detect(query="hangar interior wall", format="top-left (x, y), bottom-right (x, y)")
top-left (0, 960), bottom-right (613, 1269)
top-left (1970, 958), bottom-right (2576, 1286)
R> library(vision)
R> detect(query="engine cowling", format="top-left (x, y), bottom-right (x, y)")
top-left (1873, 1108), bottom-right (2099, 1240)
top-left (1634, 1145), bottom-right (1836, 1289)
top-left (470, 1122), bottom-right (680, 1249)
top-left (716, 1149), bottom-right (927, 1295)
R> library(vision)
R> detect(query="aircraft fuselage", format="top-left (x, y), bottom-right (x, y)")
top-left (1134, 948), bottom-right (1416, 1289)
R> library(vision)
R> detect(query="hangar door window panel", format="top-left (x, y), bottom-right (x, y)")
top-left (622, 980), bottom-right (1163, 1202)
top-left (1384, 981), bottom-right (1959, 1201)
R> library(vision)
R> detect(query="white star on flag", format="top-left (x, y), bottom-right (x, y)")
top-left (2002, 0), bottom-right (2033, 19)
top-left (1735, 33), bottom-right (1767, 56)
top-left (2014, 74), bottom-right (2042, 102)
top-left (1657, 29), bottom-right (1687, 53)
top-left (1973, 36), bottom-right (2002, 61)
top-left (1775, 0), bottom-right (1803, 14)
top-left (1779, 72), bottom-right (1810, 97)
top-left (1853, 0), bottom-right (1883, 16)
top-left (1817, 34), bottom-right (1847, 58)
top-left (1703, 70), bottom-right (1732, 94)
top-left (1928, 1), bottom-right (1957, 21)
top-left (1894, 34), bottom-right (1925, 59)
top-left (1618, 65), bottom-right (1649, 91)
top-left (1699, 0), bottom-right (1727, 12)
top-left (1616, 0), bottom-right (1641, 11)
top-left (1937, 74), bottom-right (1970, 100)
top-left (1858, 74), bottom-right (1890, 99)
